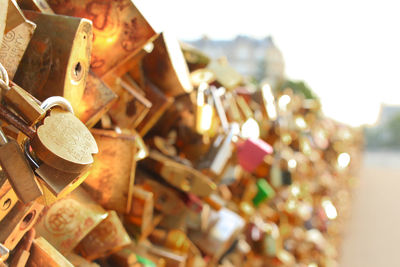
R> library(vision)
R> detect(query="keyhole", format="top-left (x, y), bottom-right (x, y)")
top-left (72, 62), bottom-right (83, 82)
top-left (20, 211), bottom-right (36, 230)
top-left (2, 198), bottom-right (11, 210)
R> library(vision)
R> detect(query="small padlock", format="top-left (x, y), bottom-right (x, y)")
top-left (0, 127), bottom-right (42, 203)
top-left (142, 150), bottom-right (216, 197)
top-left (47, 0), bottom-right (157, 78)
top-left (108, 77), bottom-right (152, 130)
top-left (125, 186), bottom-right (154, 234)
top-left (26, 237), bottom-right (74, 267)
top-left (143, 32), bottom-right (193, 97)
top-left (34, 187), bottom-right (108, 254)
top-left (82, 129), bottom-right (137, 214)
top-left (236, 138), bottom-right (273, 173)
top-left (181, 42), bottom-right (210, 71)
top-left (0, 201), bottom-right (44, 250)
top-left (77, 210), bottom-right (132, 261)
top-left (8, 228), bottom-right (35, 267)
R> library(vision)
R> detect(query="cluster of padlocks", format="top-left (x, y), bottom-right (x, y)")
top-left (0, 0), bottom-right (363, 266)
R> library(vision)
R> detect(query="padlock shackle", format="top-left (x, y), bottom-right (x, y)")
top-left (24, 141), bottom-right (40, 169)
top-left (40, 96), bottom-right (74, 114)
top-left (0, 63), bottom-right (9, 88)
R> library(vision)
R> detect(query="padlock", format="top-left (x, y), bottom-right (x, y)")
top-left (0, 127), bottom-right (42, 203)
top-left (188, 208), bottom-right (245, 262)
top-left (108, 77), bottom-right (152, 130)
top-left (125, 186), bottom-right (154, 234)
top-left (16, 0), bottom-right (54, 14)
top-left (76, 71), bottom-right (118, 128)
top-left (0, 173), bottom-right (18, 222)
top-left (82, 129), bottom-right (137, 214)
top-left (77, 210), bottom-right (132, 261)
top-left (149, 229), bottom-right (191, 254)
top-left (135, 169), bottom-right (186, 216)
top-left (0, 0), bottom-right (7, 44)
top-left (14, 11), bottom-right (93, 113)
top-left (207, 58), bottom-right (242, 90)
top-left (136, 81), bottom-right (174, 137)
top-left (236, 138), bottom-right (273, 173)
top-left (141, 244), bottom-right (187, 267)
top-left (142, 150), bottom-right (216, 197)
top-left (0, 201), bottom-right (44, 250)
top-left (47, 0), bottom-right (157, 78)
top-left (26, 237), bottom-right (74, 267)
top-left (143, 32), bottom-right (193, 97)
top-left (0, 17), bottom-right (36, 79)
top-left (34, 187), bottom-right (108, 254)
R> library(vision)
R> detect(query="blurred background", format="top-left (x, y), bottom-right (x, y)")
top-left (136, 1), bottom-right (400, 266)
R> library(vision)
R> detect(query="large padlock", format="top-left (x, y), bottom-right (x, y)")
top-left (0, 1), bottom-right (36, 79)
top-left (34, 187), bottom-right (107, 254)
top-left (77, 210), bottom-right (132, 261)
top-left (47, 0), bottom-right (156, 78)
top-left (143, 32), bottom-right (193, 97)
top-left (0, 201), bottom-right (44, 250)
top-left (14, 11), bottom-right (93, 113)
top-left (82, 129), bottom-right (137, 214)
top-left (26, 237), bottom-right (74, 267)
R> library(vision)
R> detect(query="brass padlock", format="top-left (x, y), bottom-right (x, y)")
top-left (76, 71), bottom-right (117, 128)
top-left (14, 11), bottom-right (93, 113)
top-left (108, 77), bottom-right (152, 130)
top-left (125, 186), bottom-right (154, 234)
top-left (34, 187), bottom-right (108, 254)
top-left (83, 129), bottom-right (137, 214)
top-left (8, 228), bottom-right (35, 267)
top-left (143, 32), bottom-right (193, 97)
top-left (0, 201), bottom-right (44, 250)
top-left (142, 150), bottom-right (216, 197)
top-left (47, 0), bottom-right (156, 78)
top-left (26, 237), bottom-right (74, 267)
top-left (0, 16), bottom-right (36, 79)
top-left (77, 210), bottom-right (132, 261)
top-left (0, 173), bottom-right (18, 222)
top-left (16, 0), bottom-right (55, 14)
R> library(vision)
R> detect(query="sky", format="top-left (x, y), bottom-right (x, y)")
top-left (135, 0), bottom-right (400, 126)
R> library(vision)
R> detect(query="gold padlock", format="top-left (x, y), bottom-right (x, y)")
top-left (77, 210), bottom-right (132, 261)
top-left (34, 187), bottom-right (108, 254)
top-left (14, 11), bottom-right (93, 113)
top-left (83, 129), bottom-right (137, 214)
top-left (143, 32), bottom-right (193, 97)
top-left (47, 0), bottom-right (157, 78)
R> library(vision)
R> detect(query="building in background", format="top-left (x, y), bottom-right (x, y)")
top-left (187, 35), bottom-right (285, 85)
